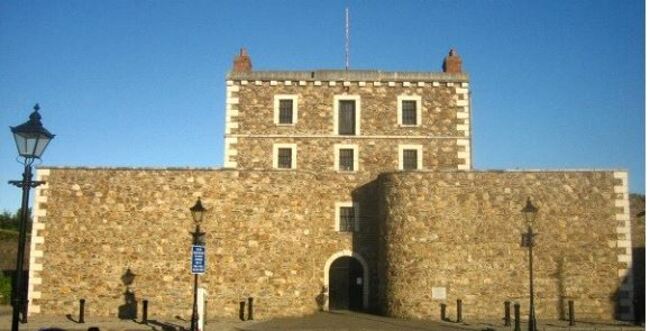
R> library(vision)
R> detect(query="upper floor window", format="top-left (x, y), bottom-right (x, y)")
top-left (335, 201), bottom-right (359, 232)
top-left (397, 95), bottom-right (422, 126)
top-left (274, 95), bottom-right (298, 125)
top-left (398, 144), bottom-right (423, 170)
top-left (339, 101), bottom-right (356, 135)
top-left (273, 143), bottom-right (297, 169)
top-left (334, 144), bottom-right (359, 172)
top-left (333, 95), bottom-right (361, 135)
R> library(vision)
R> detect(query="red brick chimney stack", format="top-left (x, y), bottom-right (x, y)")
top-left (233, 48), bottom-right (253, 73)
top-left (443, 49), bottom-right (462, 74)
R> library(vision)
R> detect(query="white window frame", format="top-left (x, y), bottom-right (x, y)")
top-left (333, 144), bottom-right (359, 172)
top-left (272, 143), bottom-right (297, 169)
top-left (334, 201), bottom-right (360, 232)
top-left (274, 94), bottom-right (299, 125)
top-left (398, 144), bottom-right (423, 170)
top-left (333, 94), bottom-right (361, 135)
top-left (397, 95), bottom-right (422, 127)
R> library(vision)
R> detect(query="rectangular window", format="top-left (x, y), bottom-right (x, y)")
top-left (274, 95), bottom-right (298, 125)
top-left (338, 100), bottom-right (356, 135)
top-left (277, 148), bottom-right (292, 169)
top-left (339, 148), bottom-right (354, 171)
top-left (339, 206), bottom-right (355, 232)
top-left (334, 144), bottom-right (359, 173)
top-left (279, 99), bottom-right (294, 124)
top-left (402, 149), bottom-right (418, 170)
top-left (401, 100), bottom-right (417, 125)
top-left (397, 95), bottom-right (422, 126)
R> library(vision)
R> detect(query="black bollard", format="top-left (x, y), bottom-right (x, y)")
top-left (142, 300), bottom-right (148, 324)
top-left (21, 299), bottom-right (28, 323)
top-left (440, 303), bottom-right (447, 321)
top-left (514, 303), bottom-right (521, 331)
top-left (568, 300), bottom-right (575, 326)
top-left (79, 299), bottom-right (85, 324)
top-left (456, 299), bottom-right (462, 323)
top-left (504, 301), bottom-right (511, 326)
top-left (239, 301), bottom-right (246, 321)
top-left (247, 297), bottom-right (254, 321)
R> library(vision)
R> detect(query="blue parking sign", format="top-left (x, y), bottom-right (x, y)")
top-left (191, 245), bottom-right (206, 274)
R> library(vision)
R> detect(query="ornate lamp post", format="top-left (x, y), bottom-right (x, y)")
top-left (189, 198), bottom-right (206, 331)
top-left (8, 104), bottom-right (55, 331)
top-left (521, 198), bottom-right (539, 331)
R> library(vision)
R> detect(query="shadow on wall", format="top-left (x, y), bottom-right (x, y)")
top-left (351, 179), bottom-right (383, 315)
top-left (315, 285), bottom-right (327, 311)
top-left (632, 246), bottom-right (645, 324)
top-left (118, 267), bottom-right (138, 320)
top-left (552, 257), bottom-right (567, 320)
top-left (609, 270), bottom-right (633, 321)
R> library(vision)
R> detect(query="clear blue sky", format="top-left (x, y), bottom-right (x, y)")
top-left (0, 1), bottom-right (644, 212)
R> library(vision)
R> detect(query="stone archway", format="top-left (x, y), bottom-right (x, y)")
top-left (323, 250), bottom-right (369, 311)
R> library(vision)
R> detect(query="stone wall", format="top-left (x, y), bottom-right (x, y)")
top-left (234, 82), bottom-right (462, 136)
top-left (224, 77), bottom-right (471, 171)
top-left (377, 170), bottom-right (630, 321)
top-left (29, 167), bottom-right (375, 319)
top-left (29, 167), bottom-right (632, 321)
top-left (235, 137), bottom-right (461, 174)
top-left (629, 194), bottom-right (644, 322)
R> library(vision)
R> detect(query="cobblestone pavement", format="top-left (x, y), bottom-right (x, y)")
top-left (0, 306), bottom-right (644, 331)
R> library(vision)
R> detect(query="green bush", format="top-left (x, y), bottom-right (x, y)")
top-left (0, 272), bottom-right (11, 304)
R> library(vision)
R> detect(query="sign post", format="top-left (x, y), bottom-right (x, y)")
top-left (191, 245), bottom-right (205, 274)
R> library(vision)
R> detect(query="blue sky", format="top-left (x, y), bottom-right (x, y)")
top-left (0, 1), bottom-right (644, 212)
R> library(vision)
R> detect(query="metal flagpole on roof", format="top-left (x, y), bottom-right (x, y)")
top-left (345, 7), bottom-right (350, 71)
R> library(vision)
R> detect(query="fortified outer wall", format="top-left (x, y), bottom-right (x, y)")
top-left (28, 167), bottom-right (634, 321)
top-left (28, 167), bottom-right (376, 319)
top-left (377, 170), bottom-right (633, 320)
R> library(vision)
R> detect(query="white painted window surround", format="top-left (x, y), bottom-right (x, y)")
top-left (272, 143), bottom-right (297, 169)
top-left (333, 95), bottom-right (361, 135)
top-left (397, 95), bottom-right (422, 126)
top-left (398, 144), bottom-right (423, 170)
top-left (273, 94), bottom-right (299, 125)
top-left (334, 201), bottom-right (360, 232)
top-left (334, 144), bottom-right (359, 172)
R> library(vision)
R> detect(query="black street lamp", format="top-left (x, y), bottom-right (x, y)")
top-left (8, 104), bottom-right (55, 331)
top-left (521, 197), bottom-right (539, 331)
top-left (189, 198), bottom-right (206, 331)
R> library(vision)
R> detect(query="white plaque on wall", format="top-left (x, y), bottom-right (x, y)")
top-left (432, 287), bottom-right (446, 300)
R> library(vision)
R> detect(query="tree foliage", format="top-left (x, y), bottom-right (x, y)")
top-left (0, 209), bottom-right (30, 233)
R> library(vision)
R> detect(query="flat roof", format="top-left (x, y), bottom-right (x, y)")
top-left (227, 70), bottom-right (469, 82)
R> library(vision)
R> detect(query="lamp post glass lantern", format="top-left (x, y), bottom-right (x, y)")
top-left (521, 197), bottom-right (538, 331)
top-left (8, 104), bottom-right (54, 331)
top-left (190, 198), bottom-right (206, 331)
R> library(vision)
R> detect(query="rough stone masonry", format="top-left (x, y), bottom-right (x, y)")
top-left (27, 49), bottom-right (633, 321)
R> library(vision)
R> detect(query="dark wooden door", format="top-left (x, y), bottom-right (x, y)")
top-left (329, 257), bottom-right (363, 311)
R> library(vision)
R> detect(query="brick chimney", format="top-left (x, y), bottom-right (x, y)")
top-left (233, 48), bottom-right (252, 73)
top-left (443, 49), bottom-right (462, 74)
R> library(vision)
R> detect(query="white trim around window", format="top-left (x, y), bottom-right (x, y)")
top-left (333, 94), bottom-right (361, 135)
top-left (397, 95), bottom-right (422, 126)
top-left (333, 144), bottom-right (359, 172)
top-left (272, 143), bottom-right (297, 169)
top-left (334, 201), bottom-right (360, 232)
top-left (398, 144), bottom-right (423, 170)
top-left (273, 94), bottom-right (299, 125)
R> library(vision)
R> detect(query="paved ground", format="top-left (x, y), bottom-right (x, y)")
top-left (0, 306), bottom-right (644, 331)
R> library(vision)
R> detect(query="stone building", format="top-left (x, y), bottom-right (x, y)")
top-left (26, 49), bottom-right (634, 321)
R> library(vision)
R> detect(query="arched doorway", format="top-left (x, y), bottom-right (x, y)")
top-left (328, 256), bottom-right (364, 311)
